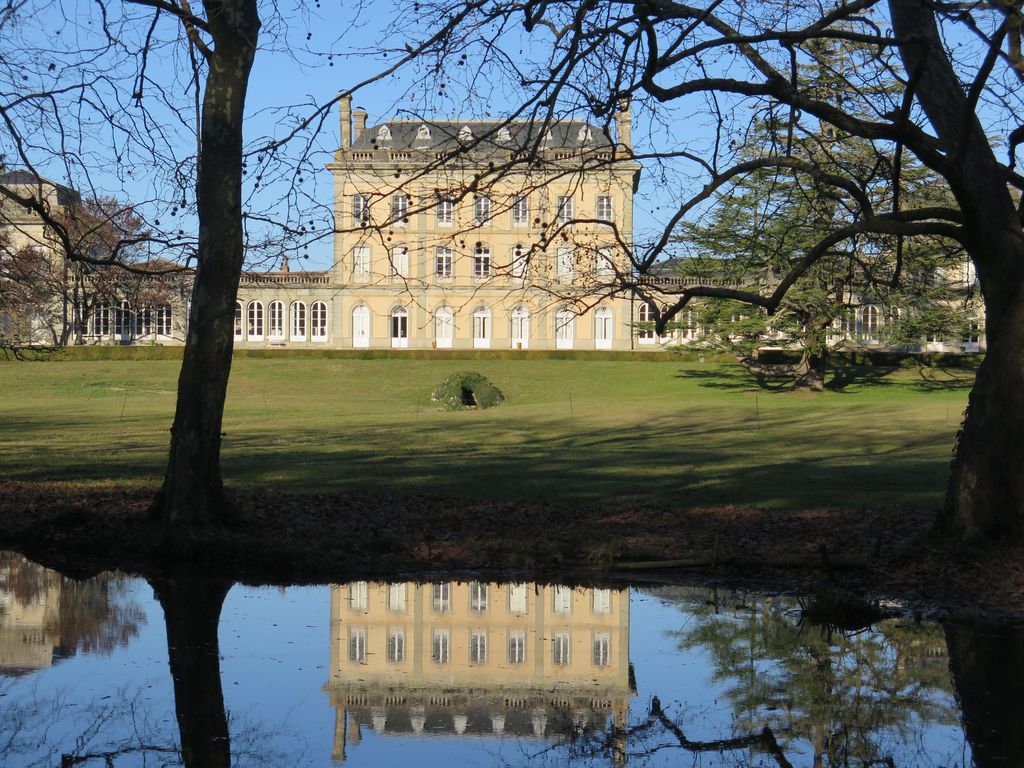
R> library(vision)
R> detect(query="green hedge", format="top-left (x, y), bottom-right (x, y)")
top-left (431, 371), bottom-right (506, 410)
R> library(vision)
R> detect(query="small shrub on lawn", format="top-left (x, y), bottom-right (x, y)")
top-left (431, 371), bottom-right (505, 410)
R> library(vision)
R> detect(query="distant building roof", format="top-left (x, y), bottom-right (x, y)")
top-left (0, 169), bottom-right (80, 206)
top-left (352, 119), bottom-right (613, 154)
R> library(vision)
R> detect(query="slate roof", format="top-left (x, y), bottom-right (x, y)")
top-left (351, 119), bottom-right (614, 153)
top-left (0, 170), bottom-right (80, 206)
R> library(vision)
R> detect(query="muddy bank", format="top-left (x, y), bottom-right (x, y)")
top-left (1, 480), bottom-right (1021, 623)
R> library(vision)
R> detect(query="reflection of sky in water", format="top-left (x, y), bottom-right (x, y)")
top-left (0, 566), bottom-right (972, 767)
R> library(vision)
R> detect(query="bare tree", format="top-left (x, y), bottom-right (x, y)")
top-left (385, 0), bottom-right (1024, 542)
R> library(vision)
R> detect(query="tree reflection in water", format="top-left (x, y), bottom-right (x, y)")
top-left (659, 588), bottom-right (960, 767)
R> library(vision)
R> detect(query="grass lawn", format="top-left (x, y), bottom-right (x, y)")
top-left (0, 356), bottom-right (974, 511)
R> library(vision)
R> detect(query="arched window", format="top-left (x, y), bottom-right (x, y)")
top-left (856, 305), bottom-right (880, 342)
top-left (555, 307), bottom-right (575, 350)
top-left (472, 305), bottom-right (491, 349)
top-left (233, 301), bottom-right (243, 340)
top-left (511, 306), bottom-right (530, 350)
top-left (435, 306), bottom-right (454, 349)
top-left (352, 304), bottom-right (370, 348)
top-left (268, 301), bottom-right (284, 340)
top-left (637, 301), bottom-right (655, 342)
top-left (595, 306), bottom-right (613, 349)
top-left (390, 306), bottom-right (409, 348)
top-left (247, 301), bottom-right (264, 341)
top-left (311, 301), bottom-right (328, 341)
top-left (290, 301), bottom-right (307, 342)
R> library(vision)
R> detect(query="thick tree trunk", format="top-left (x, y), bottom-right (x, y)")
top-left (155, 1), bottom-right (260, 528)
top-left (151, 576), bottom-right (233, 768)
top-left (944, 621), bottom-right (1024, 768)
top-left (793, 347), bottom-right (826, 391)
top-left (891, 0), bottom-right (1024, 540)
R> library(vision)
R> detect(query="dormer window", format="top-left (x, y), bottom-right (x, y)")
top-left (415, 124), bottom-right (431, 142)
top-left (577, 124), bottom-right (592, 143)
top-left (458, 125), bottom-right (474, 142)
top-left (377, 125), bottom-right (392, 142)
top-left (497, 127), bottom-right (512, 142)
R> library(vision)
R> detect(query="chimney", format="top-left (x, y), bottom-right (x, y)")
top-left (339, 93), bottom-right (352, 150)
top-left (615, 98), bottom-right (632, 151)
top-left (353, 109), bottom-right (368, 144)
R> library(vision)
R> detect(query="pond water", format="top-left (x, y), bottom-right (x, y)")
top-left (0, 551), bottom-right (1004, 767)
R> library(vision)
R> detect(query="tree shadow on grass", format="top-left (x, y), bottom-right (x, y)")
top-left (674, 366), bottom-right (793, 392)
top-left (220, 410), bottom-right (952, 512)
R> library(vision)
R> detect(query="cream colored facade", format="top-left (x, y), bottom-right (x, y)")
top-left (324, 580), bottom-right (632, 762)
top-left (231, 99), bottom-right (641, 351)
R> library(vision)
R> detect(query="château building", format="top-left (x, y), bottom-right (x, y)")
top-left (231, 96), bottom-right (641, 351)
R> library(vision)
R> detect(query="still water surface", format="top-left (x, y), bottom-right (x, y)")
top-left (0, 552), bottom-right (980, 766)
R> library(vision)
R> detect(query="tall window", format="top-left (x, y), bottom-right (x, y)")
top-left (390, 246), bottom-right (409, 279)
top-left (233, 301), bottom-right (243, 340)
top-left (470, 630), bottom-right (487, 665)
top-left (392, 194), bottom-right (408, 225)
top-left (508, 631), bottom-right (526, 664)
top-left (247, 301), bottom-right (264, 341)
top-left (348, 628), bottom-right (367, 662)
top-left (596, 195), bottom-right (613, 222)
top-left (114, 301), bottom-right (133, 336)
top-left (311, 303), bottom-right (328, 341)
top-left (637, 302), bottom-right (655, 342)
top-left (387, 629), bottom-right (405, 663)
top-left (352, 304), bottom-right (370, 348)
top-left (474, 195), bottom-right (491, 225)
top-left (155, 305), bottom-right (173, 336)
top-left (473, 244), bottom-right (491, 279)
top-left (556, 247), bottom-right (574, 281)
top-left (553, 585), bottom-right (572, 615)
top-left (436, 196), bottom-right (453, 225)
top-left (511, 306), bottom-right (530, 349)
top-left (352, 245), bottom-right (370, 279)
top-left (135, 306), bottom-right (152, 336)
top-left (472, 306), bottom-right (491, 349)
top-left (509, 583), bottom-right (528, 614)
top-left (268, 301), bottom-right (284, 340)
top-left (469, 581), bottom-right (489, 612)
top-left (432, 630), bottom-right (450, 664)
top-left (388, 583), bottom-right (407, 612)
top-left (594, 246), bottom-right (615, 278)
top-left (556, 195), bottom-right (574, 224)
top-left (510, 244), bottom-right (530, 280)
top-left (859, 305), bottom-right (879, 338)
top-left (595, 306), bottom-right (613, 350)
top-left (435, 246), bottom-right (453, 278)
top-left (555, 308), bottom-right (575, 350)
top-left (92, 302), bottom-right (110, 336)
top-left (290, 301), bottom-right (307, 341)
top-left (352, 194), bottom-right (370, 227)
top-left (434, 306), bottom-right (454, 349)
top-left (552, 632), bottom-right (571, 666)
top-left (593, 632), bottom-right (611, 666)
top-left (349, 582), bottom-right (368, 611)
top-left (390, 306), bottom-right (409, 348)
top-left (432, 582), bottom-right (451, 613)
top-left (512, 194), bottom-right (529, 226)
top-left (592, 588), bottom-right (611, 615)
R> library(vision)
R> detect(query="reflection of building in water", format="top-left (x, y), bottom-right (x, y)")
top-left (0, 556), bottom-right (63, 675)
top-left (325, 581), bottom-right (633, 763)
